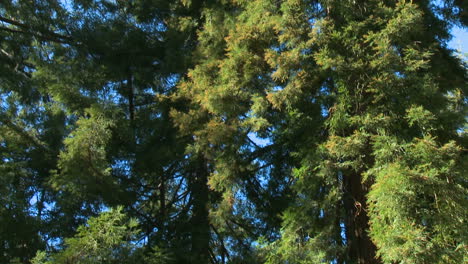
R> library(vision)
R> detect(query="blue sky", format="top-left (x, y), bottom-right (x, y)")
top-left (450, 26), bottom-right (468, 54)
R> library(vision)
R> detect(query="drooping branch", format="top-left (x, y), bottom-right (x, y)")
top-left (0, 48), bottom-right (35, 78)
top-left (0, 15), bottom-right (73, 44)
top-left (210, 224), bottom-right (230, 264)
top-left (0, 15), bottom-right (31, 29)
top-left (0, 117), bottom-right (51, 153)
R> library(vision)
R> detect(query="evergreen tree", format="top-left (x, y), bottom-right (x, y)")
top-left (0, 0), bottom-right (466, 263)
top-left (1, 0), bottom-right (200, 262)
top-left (261, 0), bottom-right (467, 263)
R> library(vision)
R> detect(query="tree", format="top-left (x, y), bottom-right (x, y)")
top-left (261, 0), bottom-right (467, 263)
top-left (0, 0), bottom-right (466, 263)
top-left (0, 0), bottom-right (198, 262)
top-left (177, 0), bottom-right (467, 263)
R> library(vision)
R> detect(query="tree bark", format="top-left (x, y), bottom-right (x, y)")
top-left (159, 170), bottom-right (166, 237)
top-left (343, 171), bottom-right (379, 264)
top-left (127, 72), bottom-right (135, 123)
top-left (190, 156), bottom-right (210, 264)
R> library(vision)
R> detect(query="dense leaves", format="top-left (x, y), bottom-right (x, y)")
top-left (0, 0), bottom-right (466, 263)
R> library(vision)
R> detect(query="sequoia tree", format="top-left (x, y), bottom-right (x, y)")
top-left (179, 0), bottom-right (467, 263)
top-left (0, 0), bottom-right (208, 262)
top-left (259, 0), bottom-right (468, 263)
top-left (0, 0), bottom-right (466, 264)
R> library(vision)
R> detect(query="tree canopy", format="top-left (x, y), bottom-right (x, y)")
top-left (0, 0), bottom-right (466, 263)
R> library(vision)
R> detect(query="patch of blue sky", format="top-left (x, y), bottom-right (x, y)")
top-left (247, 132), bottom-right (271, 147)
top-left (449, 26), bottom-right (468, 54)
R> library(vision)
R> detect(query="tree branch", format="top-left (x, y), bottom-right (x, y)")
top-left (0, 117), bottom-right (52, 153)
top-left (0, 15), bottom-right (73, 44)
top-left (0, 15), bottom-right (72, 41)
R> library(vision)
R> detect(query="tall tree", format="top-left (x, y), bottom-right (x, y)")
top-left (0, 0), bottom-right (201, 262)
top-left (0, 0), bottom-right (466, 263)
top-left (263, 0), bottom-right (467, 263)
top-left (172, 0), bottom-right (326, 262)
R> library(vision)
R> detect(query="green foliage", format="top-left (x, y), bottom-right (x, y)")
top-left (258, 0), bottom-right (467, 263)
top-left (31, 207), bottom-right (170, 264)
top-left (54, 207), bottom-right (137, 264)
top-left (0, 0), bottom-right (466, 264)
top-left (51, 107), bottom-right (116, 197)
top-left (368, 137), bottom-right (467, 263)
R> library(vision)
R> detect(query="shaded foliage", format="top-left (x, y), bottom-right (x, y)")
top-left (0, 0), bottom-right (466, 264)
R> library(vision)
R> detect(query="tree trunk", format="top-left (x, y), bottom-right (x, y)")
top-left (127, 71), bottom-right (135, 123)
top-left (344, 171), bottom-right (379, 264)
top-left (190, 156), bottom-right (210, 264)
top-left (159, 170), bottom-right (166, 237)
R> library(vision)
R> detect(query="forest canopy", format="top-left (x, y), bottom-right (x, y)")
top-left (0, 0), bottom-right (467, 263)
